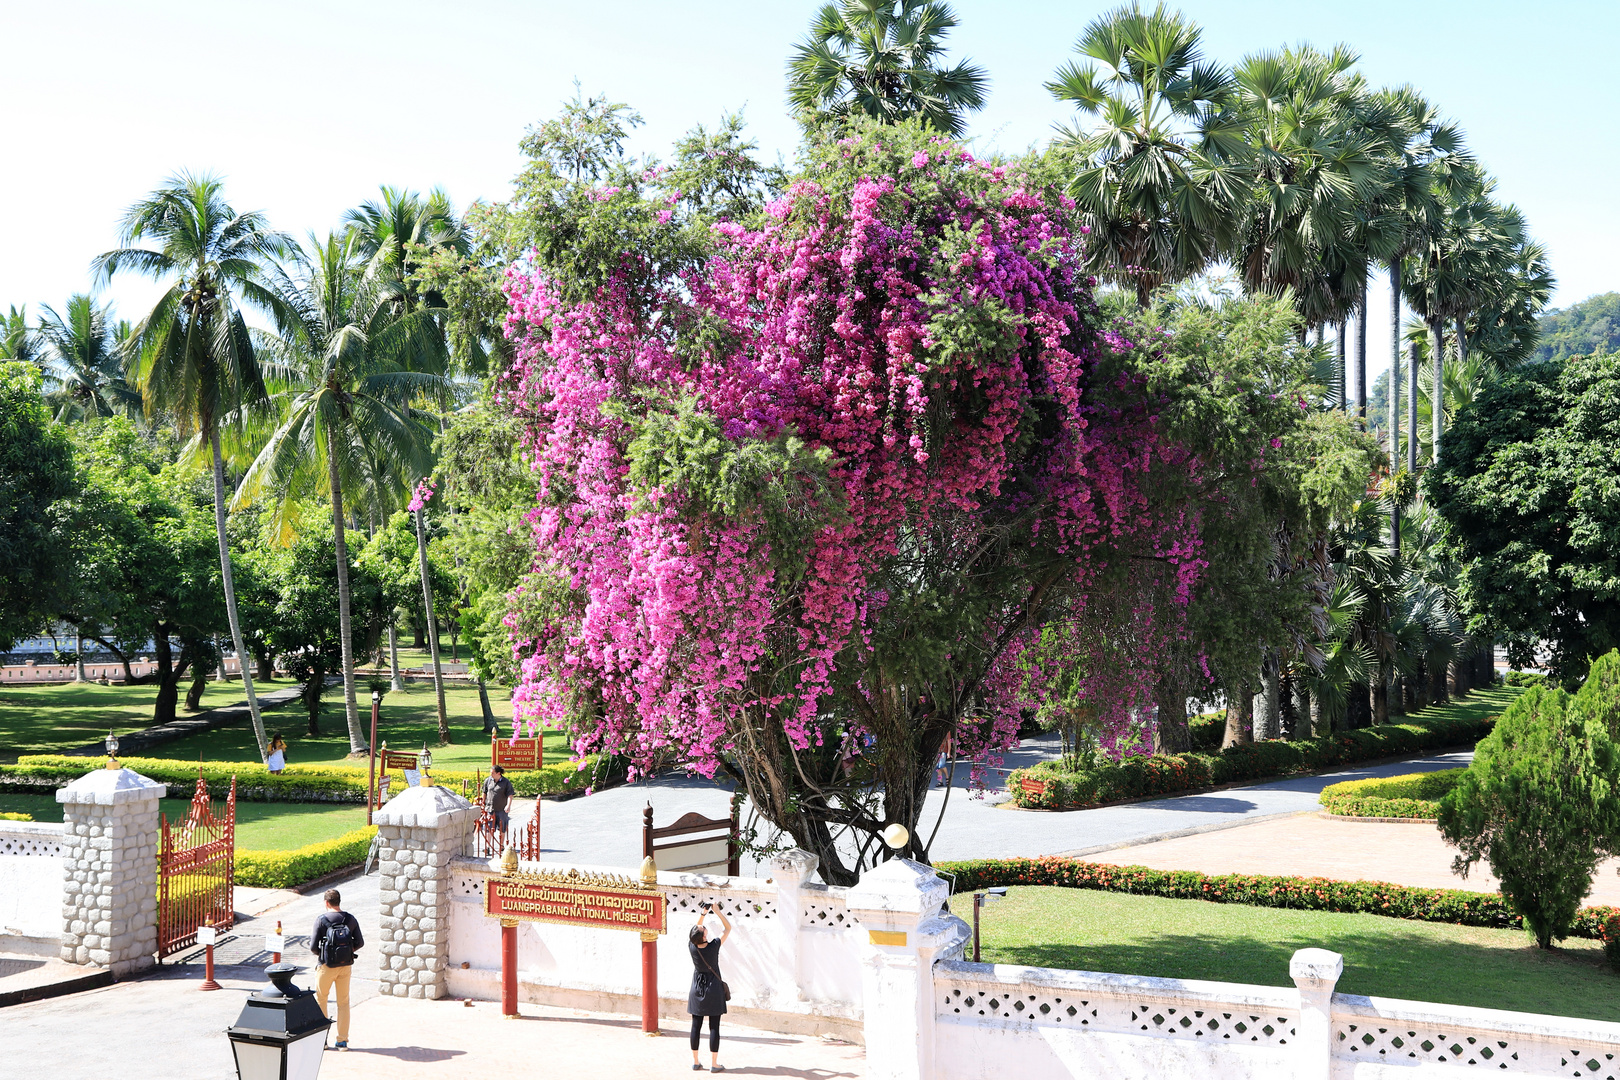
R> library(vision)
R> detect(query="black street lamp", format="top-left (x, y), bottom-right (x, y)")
top-left (225, 963), bottom-right (332, 1080)
top-left (971, 887), bottom-right (1007, 963)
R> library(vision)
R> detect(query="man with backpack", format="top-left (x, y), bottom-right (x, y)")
top-left (311, 888), bottom-right (364, 1050)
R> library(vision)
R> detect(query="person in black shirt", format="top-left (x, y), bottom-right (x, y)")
top-left (688, 903), bottom-right (731, 1072)
top-left (310, 888), bottom-right (365, 1050)
top-left (482, 766), bottom-right (515, 832)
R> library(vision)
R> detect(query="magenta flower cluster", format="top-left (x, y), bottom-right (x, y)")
top-left (501, 141), bottom-right (1205, 777)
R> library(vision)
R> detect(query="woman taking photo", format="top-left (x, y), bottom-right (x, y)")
top-left (688, 902), bottom-right (731, 1072)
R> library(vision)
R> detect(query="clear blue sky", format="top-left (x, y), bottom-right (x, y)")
top-left (4, 0), bottom-right (1614, 389)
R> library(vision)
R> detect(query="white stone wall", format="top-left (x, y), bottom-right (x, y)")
top-left (0, 820), bottom-right (64, 857)
top-left (372, 785), bottom-right (478, 999)
top-left (55, 767), bottom-right (165, 977)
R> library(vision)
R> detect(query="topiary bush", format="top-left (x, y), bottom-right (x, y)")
top-left (1439, 651), bottom-right (1620, 948)
top-left (1011, 711), bottom-right (1497, 810)
top-left (1319, 768), bottom-right (1465, 819)
top-left (235, 826), bottom-right (378, 888)
top-left (1504, 671), bottom-right (1548, 688)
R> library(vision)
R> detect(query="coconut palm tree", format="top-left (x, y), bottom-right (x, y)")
top-left (236, 231), bottom-right (450, 753)
top-left (37, 295), bottom-right (141, 422)
top-left (92, 174), bottom-right (290, 762)
top-left (0, 306), bottom-right (42, 366)
top-left (1046, 2), bottom-right (1246, 304)
top-left (788, 0), bottom-right (988, 134)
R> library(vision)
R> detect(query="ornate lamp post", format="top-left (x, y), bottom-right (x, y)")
top-left (105, 730), bottom-right (120, 770)
top-left (225, 963), bottom-right (331, 1080)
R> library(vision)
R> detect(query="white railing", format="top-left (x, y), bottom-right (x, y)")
top-left (0, 821), bottom-right (64, 857)
top-left (1333, 993), bottom-right (1620, 1077)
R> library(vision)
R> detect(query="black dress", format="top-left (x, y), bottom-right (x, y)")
top-left (687, 938), bottom-right (727, 1016)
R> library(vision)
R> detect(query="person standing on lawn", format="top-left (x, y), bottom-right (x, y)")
top-left (266, 733), bottom-right (287, 774)
top-left (311, 888), bottom-right (364, 1051)
top-left (482, 765), bottom-right (514, 832)
top-left (688, 902), bottom-right (731, 1072)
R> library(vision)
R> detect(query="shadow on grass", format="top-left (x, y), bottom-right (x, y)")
top-left (988, 923), bottom-right (1617, 1022)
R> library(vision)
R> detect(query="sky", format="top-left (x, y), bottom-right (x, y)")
top-left (4, 0), bottom-right (1616, 395)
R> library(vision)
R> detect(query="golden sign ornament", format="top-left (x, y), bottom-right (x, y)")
top-left (484, 866), bottom-right (667, 935)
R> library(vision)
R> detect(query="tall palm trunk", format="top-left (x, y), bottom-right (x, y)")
top-left (1428, 320), bottom-right (1444, 461)
top-left (387, 622), bottom-right (405, 692)
top-left (1354, 275), bottom-right (1368, 420)
top-left (324, 424), bottom-right (365, 753)
top-left (1407, 341), bottom-right (1419, 474)
top-left (1335, 321), bottom-right (1347, 409)
top-left (415, 505), bottom-right (450, 743)
top-left (211, 428), bottom-right (268, 760)
top-left (1255, 650), bottom-right (1280, 740)
top-left (74, 632), bottom-right (86, 683)
top-left (1389, 261), bottom-right (1402, 460)
top-left (477, 677), bottom-right (498, 734)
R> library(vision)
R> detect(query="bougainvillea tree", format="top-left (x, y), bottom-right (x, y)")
top-left (504, 121), bottom-right (1205, 883)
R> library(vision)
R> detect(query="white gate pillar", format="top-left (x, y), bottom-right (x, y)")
top-left (56, 767), bottom-right (166, 977)
top-left (846, 858), bottom-right (970, 1080)
top-left (1291, 947), bottom-right (1344, 1080)
top-left (769, 848), bottom-right (819, 1003)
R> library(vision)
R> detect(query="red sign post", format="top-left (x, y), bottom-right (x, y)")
top-left (484, 863), bottom-right (666, 1030)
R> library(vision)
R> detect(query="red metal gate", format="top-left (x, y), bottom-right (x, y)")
top-left (158, 776), bottom-right (236, 958)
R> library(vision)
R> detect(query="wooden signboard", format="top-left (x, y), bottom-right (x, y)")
top-left (381, 749), bottom-right (419, 771)
top-left (492, 734), bottom-right (544, 772)
top-left (485, 868), bottom-right (665, 934)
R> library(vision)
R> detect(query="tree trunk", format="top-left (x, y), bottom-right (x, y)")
top-left (1428, 656), bottom-right (1449, 706)
top-left (412, 620), bottom-right (425, 649)
top-left (1429, 320), bottom-right (1445, 462)
top-left (1407, 341), bottom-right (1420, 474)
top-left (478, 677), bottom-right (498, 734)
top-left (210, 428), bottom-right (268, 761)
top-left (1371, 666), bottom-right (1389, 725)
top-left (304, 662), bottom-right (326, 736)
top-left (1222, 681), bottom-right (1252, 748)
top-left (1152, 671), bottom-right (1189, 755)
top-left (1255, 650), bottom-right (1281, 740)
top-left (74, 632), bottom-right (87, 682)
top-left (1448, 657), bottom-right (1468, 698)
top-left (325, 423), bottom-right (365, 754)
top-left (1278, 669), bottom-right (1298, 740)
top-left (212, 635), bottom-right (226, 681)
top-left (388, 621), bottom-right (405, 693)
top-left (152, 629), bottom-right (180, 726)
top-left (185, 647), bottom-right (209, 711)
top-left (1346, 682), bottom-right (1371, 728)
top-left (1389, 261), bottom-right (1402, 460)
top-left (256, 652), bottom-right (273, 682)
top-left (1355, 275), bottom-right (1368, 421)
top-left (1307, 685), bottom-right (1324, 738)
top-left (415, 505), bottom-right (450, 744)
top-left (1477, 642), bottom-right (1495, 686)
top-left (1388, 672), bottom-right (1406, 717)
top-left (1336, 320), bottom-right (1348, 410)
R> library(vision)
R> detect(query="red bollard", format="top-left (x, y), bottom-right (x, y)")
top-left (640, 933), bottom-right (658, 1034)
top-left (200, 941), bottom-right (220, 991)
top-left (272, 919), bottom-right (282, 965)
top-left (501, 921), bottom-right (518, 1017)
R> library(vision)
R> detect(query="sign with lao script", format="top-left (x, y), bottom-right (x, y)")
top-left (492, 735), bottom-right (543, 771)
top-left (485, 869), bottom-right (666, 934)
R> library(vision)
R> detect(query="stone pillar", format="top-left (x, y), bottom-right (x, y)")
top-left (769, 848), bottom-right (819, 1004)
top-left (56, 767), bottom-right (166, 977)
top-left (1290, 947), bottom-right (1344, 1080)
top-left (846, 858), bottom-right (971, 1080)
top-left (373, 784), bottom-right (477, 999)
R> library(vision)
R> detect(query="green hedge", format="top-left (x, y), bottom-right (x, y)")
top-left (1503, 671), bottom-right (1548, 688)
top-left (1010, 712), bottom-right (1496, 811)
top-left (933, 855), bottom-right (1620, 942)
top-left (0, 753), bottom-right (618, 804)
top-left (235, 826), bottom-right (377, 888)
top-left (0, 811), bottom-right (32, 821)
top-left (1604, 912), bottom-right (1620, 967)
top-left (1318, 768), bottom-right (1464, 819)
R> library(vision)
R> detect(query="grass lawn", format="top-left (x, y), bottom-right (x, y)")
top-left (0, 676), bottom-right (570, 769)
top-left (0, 791), bottom-right (367, 851)
top-left (155, 681), bottom-right (571, 770)
top-left (0, 680), bottom-right (256, 761)
top-left (1396, 684), bottom-right (1520, 727)
top-left (978, 887), bottom-right (1618, 1022)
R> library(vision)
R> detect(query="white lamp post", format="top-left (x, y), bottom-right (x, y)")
top-left (225, 963), bottom-right (332, 1080)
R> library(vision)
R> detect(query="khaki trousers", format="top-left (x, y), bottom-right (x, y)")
top-left (316, 963), bottom-right (352, 1041)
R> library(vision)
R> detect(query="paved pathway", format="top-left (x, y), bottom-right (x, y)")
top-left (1091, 813), bottom-right (1620, 905)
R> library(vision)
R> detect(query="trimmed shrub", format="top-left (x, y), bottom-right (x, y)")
top-left (1188, 712), bottom-right (1226, 752)
top-left (1440, 655), bottom-right (1620, 949)
top-left (0, 752), bottom-right (619, 804)
top-left (0, 811), bottom-right (32, 821)
top-left (1504, 671), bottom-right (1548, 688)
top-left (1011, 711), bottom-right (1497, 810)
top-left (933, 854), bottom-right (1620, 941)
top-left (1603, 912), bottom-right (1620, 969)
top-left (1319, 768), bottom-right (1464, 819)
top-left (235, 826), bottom-right (378, 889)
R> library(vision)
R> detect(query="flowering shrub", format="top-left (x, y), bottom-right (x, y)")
top-left (1008, 713), bottom-right (1496, 809)
top-left (935, 854), bottom-right (1620, 941)
top-left (502, 120), bottom-right (1208, 880)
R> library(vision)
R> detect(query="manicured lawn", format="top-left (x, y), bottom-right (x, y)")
top-left (155, 681), bottom-right (571, 769)
top-left (1396, 684), bottom-right (1520, 727)
top-left (0, 791), bottom-right (368, 851)
top-left (977, 887), bottom-right (1618, 1022)
top-left (0, 680), bottom-right (258, 761)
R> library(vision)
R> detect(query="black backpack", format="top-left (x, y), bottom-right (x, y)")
top-left (319, 914), bottom-right (356, 968)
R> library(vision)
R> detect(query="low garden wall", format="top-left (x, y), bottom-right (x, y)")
top-left (0, 821), bottom-right (65, 956)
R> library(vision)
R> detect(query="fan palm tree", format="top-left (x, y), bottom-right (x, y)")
top-left (236, 232), bottom-right (450, 753)
top-left (1046, 2), bottom-right (1246, 304)
top-left (37, 295), bottom-right (141, 421)
top-left (788, 0), bottom-right (988, 135)
top-left (92, 173), bottom-right (290, 762)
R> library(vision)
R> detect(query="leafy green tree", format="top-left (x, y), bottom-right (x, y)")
top-left (0, 363), bottom-right (75, 648)
top-left (1428, 353), bottom-right (1620, 685)
top-left (1534, 292), bottom-right (1620, 364)
top-left (1439, 656), bottom-right (1620, 948)
top-left (788, 0), bottom-right (987, 134)
top-left (37, 295), bottom-right (140, 422)
top-left (93, 173), bottom-right (290, 760)
top-left (1045, 2), bottom-right (1246, 304)
top-left (237, 231), bottom-right (448, 753)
